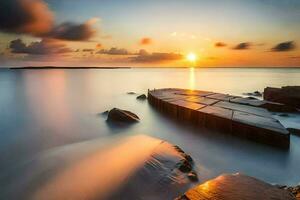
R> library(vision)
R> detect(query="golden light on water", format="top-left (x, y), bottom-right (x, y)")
top-left (189, 67), bottom-right (195, 90)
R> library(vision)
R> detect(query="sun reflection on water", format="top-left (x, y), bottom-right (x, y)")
top-left (189, 67), bottom-right (195, 90)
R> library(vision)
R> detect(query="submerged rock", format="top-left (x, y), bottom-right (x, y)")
top-left (264, 86), bottom-right (300, 109)
top-left (127, 92), bottom-right (136, 95)
top-left (243, 91), bottom-right (263, 97)
top-left (107, 108), bottom-right (140, 123)
top-left (177, 173), bottom-right (295, 200)
top-left (136, 94), bottom-right (147, 100)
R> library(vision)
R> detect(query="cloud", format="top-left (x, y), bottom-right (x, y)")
top-left (233, 42), bottom-right (251, 50)
top-left (45, 20), bottom-right (97, 41)
top-left (82, 49), bottom-right (94, 52)
top-left (0, 0), bottom-right (53, 35)
top-left (140, 37), bottom-right (152, 45)
top-left (0, 0), bottom-right (97, 41)
top-left (132, 50), bottom-right (183, 63)
top-left (9, 38), bottom-right (72, 55)
top-left (215, 42), bottom-right (227, 47)
top-left (97, 48), bottom-right (131, 55)
top-left (96, 43), bottom-right (102, 49)
top-left (271, 41), bottom-right (296, 52)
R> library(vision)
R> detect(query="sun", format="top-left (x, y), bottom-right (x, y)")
top-left (186, 52), bottom-right (197, 62)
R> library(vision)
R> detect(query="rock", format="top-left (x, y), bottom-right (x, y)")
top-left (127, 92), bottom-right (136, 95)
top-left (107, 108), bottom-right (139, 123)
top-left (178, 174), bottom-right (295, 200)
top-left (177, 160), bottom-right (192, 173)
top-left (187, 171), bottom-right (199, 182)
top-left (243, 91), bottom-right (263, 97)
top-left (264, 86), bottom-right (300, 109)
top-left (136, 94), bottom-right (147, 100)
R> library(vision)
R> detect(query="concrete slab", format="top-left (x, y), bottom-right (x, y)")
top-left (186, 97), bottom-right (220, 106)
top-left (232, 111), bottom-right (289, 148)
top-left (214, 101), bottom-right (272, 118)
top-left (230, 97), bottom-right (266, 107)
top-left (199, 106), bottom-right (233, 132)
top-left (148, 88), bottom-right (290, 148)
top-left (206, 93), bottom-right (237, 101)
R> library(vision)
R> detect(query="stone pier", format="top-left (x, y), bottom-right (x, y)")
top-left (148, 88), bottom-right (290, 148)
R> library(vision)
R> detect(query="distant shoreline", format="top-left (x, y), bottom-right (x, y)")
top-left (6, 66), bottom-right (300, 70)
top-left (9, 66), bottom-right (132, 70)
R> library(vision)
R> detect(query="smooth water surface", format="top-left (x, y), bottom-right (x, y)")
top-left (1, 67), bottom-right (300, 198)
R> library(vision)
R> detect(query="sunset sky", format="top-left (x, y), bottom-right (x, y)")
top-left (0, 0), bottom-right (300, 67)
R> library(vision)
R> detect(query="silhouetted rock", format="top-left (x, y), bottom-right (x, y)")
top-left (127, 92), bottom-right (136, 95)
top-left (107, 108), bottom-right (139, 123)
top-left (264, 86), bottom-right (300, 109)
top-left (243, 91), bottom-right (263, 97)
top-left (136, 94), bottom-right (147, 100)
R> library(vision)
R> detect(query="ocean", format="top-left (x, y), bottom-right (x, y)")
top-left (0, 67), bottom-right (300, 199)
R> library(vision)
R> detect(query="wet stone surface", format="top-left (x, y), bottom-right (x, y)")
top-left (148, 88), bottom-right (290, 148)
top-left (176, 174), bottom-right (296, 200)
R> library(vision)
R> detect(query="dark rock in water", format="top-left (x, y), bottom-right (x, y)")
top-left (243, 91), bottom-right (263, 97)
top-left (127, 92), bottom-right (136, 95)
top-left (264, 86), bottom-right (300, 109)
top-left (178, 173), bottom-right (295, 200)
top-left (287, 128), bottom-right (300, 136)
top-left (177, 160), bottom-right (192, 173)
top-left (107, 108), bottom-right (140, 123)
top-left (187, 171), bottom-right (199, 182)
top-left (136, 94), bottom-right (147, 100)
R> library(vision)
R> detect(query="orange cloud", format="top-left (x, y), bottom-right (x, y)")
top-left (132, 50), bottom-right (183, 63)
top-left (0, 0), bottom-right (54, 35)
top-left (140, 37), bottom-right (153, 45)
top-left (96, 43), bottom-right (102, 49)
top-left (215, 42), bottom-right (227, 47)
top-left (0, 0), bottom-right (97, 41)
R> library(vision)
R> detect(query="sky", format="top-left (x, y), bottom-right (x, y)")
top-left (0, 0), bottom-right (300, 67)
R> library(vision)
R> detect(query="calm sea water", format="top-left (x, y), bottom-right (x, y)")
top-left (1, 67), bottom-right (300, 198)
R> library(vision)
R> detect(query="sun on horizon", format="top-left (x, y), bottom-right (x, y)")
top-left (186, 53), bottom-right (197, 63)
